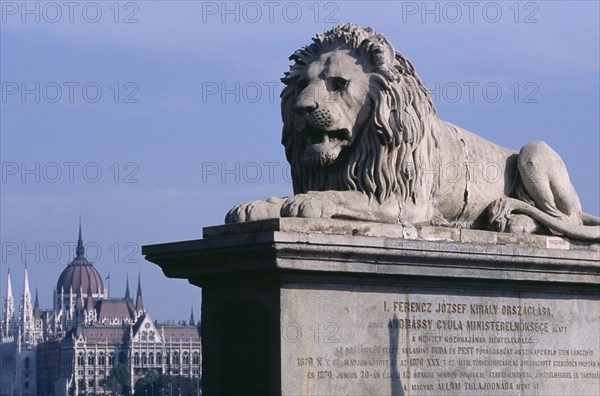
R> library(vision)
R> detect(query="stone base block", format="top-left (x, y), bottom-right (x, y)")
top-left (143, 219), bottom-right (600, 396)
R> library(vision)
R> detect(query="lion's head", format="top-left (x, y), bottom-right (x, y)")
top-left (281, 23), bottom-right (440, 205)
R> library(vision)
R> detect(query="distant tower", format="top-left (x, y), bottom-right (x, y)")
top-left (33, 289), bottom-right (41, 321)
top-left (189, 308), bottom-right (196, 326)
top-left (17, 264), bottom-right (35, 347)
top-left (125, 275), bottom-right (131, 301)
top-left (135, 274), bottom-right (144, 317)
top-left (33, 288), bottom-right (43, 339)
top-left (2, 269), bottom-right (15, 339)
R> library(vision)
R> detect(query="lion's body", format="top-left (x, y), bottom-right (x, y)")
top-left (421, 120), bottom-right (519, 226)
top-left (226, 24), bottom-right (599, 241)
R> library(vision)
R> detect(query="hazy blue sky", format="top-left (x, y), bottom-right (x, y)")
top-left (1, 1), bottom-right (598, 321)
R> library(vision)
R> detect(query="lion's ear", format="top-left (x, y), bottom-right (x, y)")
top-left (370, 36), bottom-right (395, 67)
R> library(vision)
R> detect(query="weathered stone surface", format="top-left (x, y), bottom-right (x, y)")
top-left (417, 226), bottom-right (460, 242)
top-left (144, 218), bottom-right (600, 395)
top-left (281, 286), bottom-right (600, 396)
top-left (546, 237), bottom-right (571, 250)
top-left (460, 228), bottom-right (498, 245)
top-left (223, 23), bottom-right (600, 242)
top-left (204, 218), bottom-right (404, 239)
top-left (204, 218), bottom-right (599, 252)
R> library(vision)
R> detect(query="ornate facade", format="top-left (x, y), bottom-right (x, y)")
top-left (0, 226), bottom-right (201, 396)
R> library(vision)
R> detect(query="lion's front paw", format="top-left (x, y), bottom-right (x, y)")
top-left (225, 198), bottom-right (283, 223)
top-left (280, 193), bottom-right (334, 219)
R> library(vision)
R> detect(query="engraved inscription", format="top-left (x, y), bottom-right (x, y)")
top-left (281, 287), bottom-right (600, 396)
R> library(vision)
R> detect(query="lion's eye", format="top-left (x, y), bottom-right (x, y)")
top-left (331, 77), bottom-right (349, 91)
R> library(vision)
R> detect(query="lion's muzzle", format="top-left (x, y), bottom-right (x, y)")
top-left (292, 104), bottom-right (336, 130)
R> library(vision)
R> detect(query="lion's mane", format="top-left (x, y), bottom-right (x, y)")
top-left (281, 24), bottom-right (442, 207)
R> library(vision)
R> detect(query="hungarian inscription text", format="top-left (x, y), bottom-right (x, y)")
top-left (281, 287), bottom-right (600, 395)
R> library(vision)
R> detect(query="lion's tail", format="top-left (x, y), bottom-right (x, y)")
top-left (582, 213), bottom-right (600, 226)
top-left (491, 198), bottom-right (600, 241)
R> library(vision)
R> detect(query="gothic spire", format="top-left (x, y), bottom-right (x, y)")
top-left (85, 284), bottom-right (94, 312)
top-left (6, 268), bottom-right (12, 301)
top-left (34, 288), bottom-right (41, 321)
top-left (2, 268), bottom-right (15, 338)
top-left (23, 263), bottom-right (30, 297)
top-left (75, 287), bottom-right (83, 311)
top-left (135, 274), bottom-right (144, 312)
top-left (189, 308), bottom-right (195, 326)
top-left (136, 273), bottom-right (142, 295)
top-left (18, 264), bottom-right (35, 346)
top-left (76, 218), bottom-right (85, 258)
top-left (125, 275), bottom-right (131, 300)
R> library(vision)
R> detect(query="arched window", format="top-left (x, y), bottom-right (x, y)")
top-left (141, 352), bottom-right (147, 366)
top-left (148, 353), bottom-right (154, 365)
top-left (141, 331), bottom-right (147, 341)
top-left (24, 357), bottom-right (30, 369)
top-left (165, 352), bottom-right (170, 365)
top-left (173, 351), bottom-right (180, 365)
top-left (77, 352), bottom-right (85, 366)
top-left (133, 352), bottom-right (140, 365)
top-left (78, 378), bottom-right (84, 388)
top-left (87, 353), bottom-right (95, 366)
top-left (156, 352), bottom-right (162, 365)
top-left (108, 353), bottom-right (115, 366)
top-left (192, 352), bottom-right (200, 365)
top-left (182, 352), bottom-right (190, 365)
top-left (149, 331), bottom-right (155, 341)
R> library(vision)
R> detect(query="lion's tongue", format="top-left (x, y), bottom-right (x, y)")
top-left (304, 137), bottom-right (343, 166)
top-left (314, 135), bottom-right (342, 150)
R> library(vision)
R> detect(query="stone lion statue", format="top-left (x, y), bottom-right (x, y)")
top-left (226, 23), bottom-right (600, 241)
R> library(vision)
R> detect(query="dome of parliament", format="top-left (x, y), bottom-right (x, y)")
top-left (55, 225), bottom-right (105, 295)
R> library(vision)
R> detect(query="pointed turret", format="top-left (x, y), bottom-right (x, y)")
top-left (68, 286), bottom-right (74, 320)
top-left (18, 264), bottom-right (35, 346)
top-left (135, 274), bottom-right (144, 313)
top-left (33, 288), bottom-right (41, 321)
top-left (85, 285), bottom-right (94, 312)
top-left (76, 218), bottom-right (85, 258)
top-left (189, 308), bottom-right (195, 326)
top-left (2, 268), bottom-right (15, 338)
top-left (124, 275), bottom-right (131, 300)
top-left (84, 284), bottom-right (96, 324)
top-left (75, 287), bottom-right (83, 312)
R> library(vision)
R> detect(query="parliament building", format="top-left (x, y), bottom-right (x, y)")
top-left (0, 226), bottom-right (201, 395)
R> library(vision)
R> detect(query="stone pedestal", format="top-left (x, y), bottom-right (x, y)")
top-left (143, 219), bottom-right (600, 396)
